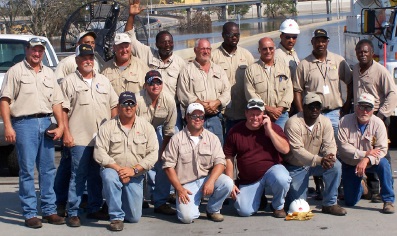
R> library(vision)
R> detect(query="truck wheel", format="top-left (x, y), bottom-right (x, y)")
top-left (6, 145), bottom-right (19, 176)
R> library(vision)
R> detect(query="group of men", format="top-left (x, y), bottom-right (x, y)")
top-left (1, 0), bottom-right (396, 232)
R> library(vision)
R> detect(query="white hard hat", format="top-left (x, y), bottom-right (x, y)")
top-left (288, 199), bottom-right (310, 214)
top-left (279, 19), bottom-right (300, 34)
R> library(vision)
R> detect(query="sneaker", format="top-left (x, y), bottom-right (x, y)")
top-left (154, 204), bottom-right (176, 215)
top-left (206, 211), bottom-right (224, 222)
top-left (86, 211), bottom-right (110, 221)
top-left (109, 220), bottom-right (124, 231)
top-left (68, 216), bottom-right (81, 227)
top-left (42, 214), bottom-right (66, 225)
top-left (382, 202), bottom-right (395, 214)
top-left (25, 217), bottom-right (42, 229)
top-left (371, 193), bottom-right (382, 203)
top-left (322, 205), bottom-right (347, 216)
top-left (56, 204), bottom-right (67, 217)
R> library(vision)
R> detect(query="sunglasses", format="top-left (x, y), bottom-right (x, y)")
top-left (358, 105), bottom-right (373, 112)
top-left (307, 104), bottom-right (322, 111)
top-left (29, 38), bottom-right (47, 45)
top-left (248, 101), bottom-right (265, 107)
top-left (148, 80), bottom-right (163, 86)
top-left (189, 114), bottom-right (205, 120)
top-left (224, 33), bottom-right (240, 38)
top-left (285, 35), bottom-right (298, 40)
top-left (261, 47), bottom-right (274, 51)
top-left (120, 102), bottom-right (136, 108)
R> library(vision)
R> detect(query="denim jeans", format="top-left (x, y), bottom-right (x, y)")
top-left (12, 116), bottom-right (57, 219)
top-left (342, 158), bottom-right (395, 206)
top-left (285, 160), bottom-right (342, 208)
top-left (234, 164), bottom-right (291, 216)
top-left (54, 146), bottom-right (71, 206)
top-left (204, 113), bottom-right (224, 145)
top-left (101, 168), bottom-right (144, 222)
top-left (322, 109), bottom-right (340, 138)
top-left (67, 146), bottom-right (102, 216)
top-left (274, 111), bottom-right (289, 131)
top-left (176, 174), bottom-right (233, 224)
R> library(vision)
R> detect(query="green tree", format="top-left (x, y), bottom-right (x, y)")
top-left (262, 0), bottom-right (296, 18)
top-left (228, 5), bottom-right (251, 17)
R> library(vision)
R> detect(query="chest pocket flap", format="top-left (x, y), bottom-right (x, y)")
top-left (133, 135), bottom-right (147, 155)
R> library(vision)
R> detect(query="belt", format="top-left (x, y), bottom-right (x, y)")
top-left (321, 108), bottom-right (339, 114)
top-left (13, 113), bottom-right (52, 119)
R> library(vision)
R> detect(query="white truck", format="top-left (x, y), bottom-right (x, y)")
top-left (0, 34), bottom-right (58, 175)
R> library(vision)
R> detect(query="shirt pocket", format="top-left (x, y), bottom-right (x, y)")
top-left (192, 78), bottom-right (205, 93)
top-left (253, 79), bottom-right (267, 95)
top-left (179, 147), bottom-right (192, 164)
top-left (42, 78), bottom-right (54, 102)
top-left (166, 69), bottom-right (179, 90)
top-left (133, 135), bottom-right (147, 155)
top-left (20, 76), bottom-right (35, 94)
top-left (95, 83), bottom-right (109, 105)
top-left (76, 88), bottom-right (91, 105)
top-left (327, 63), bottom-right (339, 81)
top-left (155, 107), bottom-right (168, 119)
top-left (198, 147), bottom-right (212, 169)
top-left (277, 75), bottom-right (289, 94)
top-left (110, 135), bottom-right (123, 154)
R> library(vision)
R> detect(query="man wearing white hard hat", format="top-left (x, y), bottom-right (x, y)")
top-left (162, 103), bottom-right (233, 223)
top-left (337, 93), bottom-right (395, 214)
top-left (101, 32), bottom-right (149, 95)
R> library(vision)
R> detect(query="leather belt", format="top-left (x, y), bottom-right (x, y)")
top-left (13, 113), bottom-right (52, 119)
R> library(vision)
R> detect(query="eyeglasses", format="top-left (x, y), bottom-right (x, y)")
top-left (148, 80), bottom-right (162, 86)
top-left (358, 105), bottom-right (373, 112)
top-left (189, 114), bottom-right (205, 120)
top-left (307, 103), bottom-right (322, 111)
top-left (248, 101), bottom-right (265, 107)
top-left (120, 102), bottom-right (136, 108)
top-left (29, 38), bottom-right (46, 45)
top-left (285, 35), bottom-right (298, 40)
top-left (224, 33), bottom-right (240, 38)
top-left (198, 47), bottom-right (212, 51)
top-left (260, 47), bottom-right (274, 51)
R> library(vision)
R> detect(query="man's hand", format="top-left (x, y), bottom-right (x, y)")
top-left (4, 126), bottom-right (16, 143)
top-left (205, 100), bottom-right (220, 114)
top-left (129, 0), bottom-right (144, 16)
top-left (321, 154), bottom-right (335, 170)
top-left (120, 177), bottom-right (131, 184)
top-left (202, 179), bottom-right (215, 196)
top-left (63, 131), bottom-right (75, 147)
top-left (262, 115), bottom-right (272, 135)
top-left (365, 148), bottom-right (381, 158)
top-left (48, 126), bottom-right (64, 141)
top-left (265, 106), bottom-right (282, 121)
top-left (230, 185), bottom-right (240, 200)
top-left (177, 187), bottom-right (192, 205)
top-left (355, 157), bottom-right (370, 177)
top-left (118, 167), bottom-right (134, 179)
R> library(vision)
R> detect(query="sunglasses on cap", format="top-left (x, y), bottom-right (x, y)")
top-left (120, 102), bottom-right (136, 108)
top-left (358, 105), bottom-right (373, 112)
top-left (285, 35), bottom-right (298, 40)
top-left (189, 114), bottom-right (205, 120)
top-left (29, 38), bottom-right (47, 45)
top-left (307, 103), bottom-right (322, 111)
top-left (224, 33), bottom-right (240, 38)
top-left (248, 100), bottom-right (265, 107)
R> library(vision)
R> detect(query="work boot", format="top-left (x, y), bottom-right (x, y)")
top-left (154, 204), bottom-right (176, 215)
top-left (109, 220), bottom-right (124, 231)
top-left (56, 204), bottom-right (67, 217)
top-left (270, 204), bottom-right (286, 218)
top-left (382, 202), bottom-right (395, 214)
top-left (42, 214), bottom-right (66, 225)
top-left (371, 193), bottom-right (382, 203)
top-left (25, 217), bottom-right (42, 229)
top-left (206, 211), bottom-right (224, 222)
top-left (167, 193), bottom-right (176, 204)
top-left (67, 216), bottom-right (81, 227)
top-left (322, 205), bottom-right (347, 216)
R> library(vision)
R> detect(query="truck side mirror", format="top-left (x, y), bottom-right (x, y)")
top-left (363, 9), bottom-right (376, 34)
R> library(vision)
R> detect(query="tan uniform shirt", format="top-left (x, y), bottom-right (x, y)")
top-left (101, 55), bottom-right (149, 95)
top-left (135, 90), bottom-right (177, 137)
top-left (162, 128), bottom-right (226, 185)
top-left (212, 45), bottom-right (254, 120)
top-left (275, 43), bottom-right (300, 82)
top-left (94, 116), bottom-right (158, 173)
top-left (177, 60), bottom-right (231, 110)
top-left (55, 52), bottom-right (104, 81)
top-left (61, 71), bottom-right (118, 146)
top-left (284, 112), bottom-right (337, 167)
top-left (244, 59), bottom-right (293, 110)
top-left (1, 60), bottom-right (63, 117)
top-left (294, 51), bottom-right (352, 110)
top-left (353, 60), bottom-right (397, 118)
top-left (126, 28), bottom-right (186, 97)
top-left (337, 113), bottom-right (388, 166)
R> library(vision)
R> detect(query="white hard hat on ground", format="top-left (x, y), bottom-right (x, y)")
top-left (279, 19), bottom-right (300, 34)
top-left (288, 199), bottom-right (311, 214)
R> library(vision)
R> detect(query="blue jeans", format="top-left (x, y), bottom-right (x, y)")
top-left (54, 146), bottom-right (71, 205)
top-left (342, 158), bottom-right (395, 206)
top-left (12, 116), bottom-right (57, 219)
top-left (176, 174), bottom-right (233, 224)
top-left (67, 146), bottom-right (102, 216)
top-left (234, 164), bottom-right (291, 216)
top-left (101, 168), bottom-right (144, 222)
top-left (285, 160), bottom-right (342, 208)
top-left (176, 104), bottom-right (183, 131)
top-left (274, 111), bottom-right (289, 131)
top-left (322, 109), bottom-right (340, 137)
top-left (204, 113), bottom-right (224, 145)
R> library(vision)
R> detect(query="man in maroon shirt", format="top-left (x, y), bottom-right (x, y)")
top-left (224, 98), bottom-right (291, 218)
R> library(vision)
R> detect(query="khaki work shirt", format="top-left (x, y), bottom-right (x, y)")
top-left (212, 45), bottom-right (254, 120)
top-left (55, 53), bottom-right (105, 81)
top-left (101, 55), bottom-right (149, 95)
top-left (136, 90), bottom-right (177, 137)
top-left (353, 60), bottom-right (397, 118)
top-left (177, 61), bottom-right (231, 110)
top-left (294, 51), bottom-right (352, 110)
top-left (1, 60), bottom-right (63, 117)
top-left (284, 113), bottom-right (337, 167)
top-left (337, 113), bottom-right (388, 166)
top-left (61, 71), bottom-right (118, 146)
top-left (244, 59), bottom-right (293, 110)
top-left (275, 43), bottom-right (300, 82)
top-left (94, 116), bottom-right (158, 173)
top-left (126, 28), bottom-right (186, 97)
top-left (162, 128), bottom-right (226, 185)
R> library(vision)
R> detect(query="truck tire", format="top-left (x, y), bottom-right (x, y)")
top-left (5, 145), bottom-right (19, 176)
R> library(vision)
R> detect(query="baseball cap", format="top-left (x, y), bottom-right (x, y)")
top-left (145, 70), bottom-right (163, 84)
top-left (357, 93), bottom-right (375, 107)
top-left (304, 92), bottom-right (322, 105)
top-left (29, 38), bottom-right (46, 47)
top-left (246, 98), bottom-right (265, 111)
top-left (312, 29), bottom-right (329, 39)
top-left (75, 44), bottom-right (95, 57)
top-left (114, 33), bottom-right (131, 45)
top-left (119, 91), bottom-right (136, 104)
top-left (76, 31), bottom-right (97, 44)
top-left (186, 103), bottom-right (205, 115)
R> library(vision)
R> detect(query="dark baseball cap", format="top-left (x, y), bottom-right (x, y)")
top-left (145, 70), bottom-right (162, 84)
top-left (75, 44), bottom-right (95, 57)
top-left (312, 29), bottom-right (329, 39)
top-left (119, 91), bottom-right (136, 104)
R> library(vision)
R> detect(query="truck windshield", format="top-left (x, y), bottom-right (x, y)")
top-left (0, 39), bottom-right (50, 72)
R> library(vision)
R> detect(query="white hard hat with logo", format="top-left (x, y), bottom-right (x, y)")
top-left (288, 199), bottom-right (310, 214)
top-left (279, 19), bottom-right (300, 34)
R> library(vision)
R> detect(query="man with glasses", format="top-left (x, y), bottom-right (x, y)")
top-left (337, 93), bottom-right (394, 214)
top-left (60, 44), bottom-right (118, 227)
top-left (178, 39), bottom-right (231, 145)
top-left (0, 38), bottom-right (66, 228)
top-left (284, 92), bottom-right (347, 216)
top-left (211, 22), bottom-right (255, 133)
top-left (224, 98), bottom-right (291, 218)
top-left (162, 103), bottom-right (233, 223)
top-left (135, 70), bottom-right (177, 215)
top-left (94, 91), bottom-right (158, 231)
top-left (244, 37), bottom-right (293, 130)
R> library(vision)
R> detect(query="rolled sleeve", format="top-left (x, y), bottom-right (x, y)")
top-left (162, 136), bottom-right (179, 169)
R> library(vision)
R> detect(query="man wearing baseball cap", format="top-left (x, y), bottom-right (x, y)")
top-left (338, 93), bottom-right (395, 214)
top-left (101, 32), bottom-right (149, 95)
top-left (94, 91), bottom-right (158, 231)
top-left (284, 92), bottom-right (347, 216)
top-left (162, 103), bottom-right (233, 223)
top-left (224, 98), bottom-right (291, 218)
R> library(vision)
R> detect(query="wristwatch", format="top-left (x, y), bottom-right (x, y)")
top-left (133, 167), bottom-right (139, 175)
